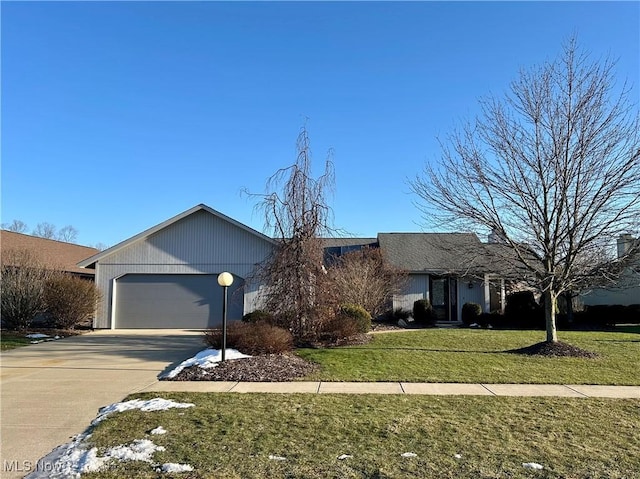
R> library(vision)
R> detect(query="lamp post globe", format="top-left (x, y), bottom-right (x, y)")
top-left (217, 272), bottom-right (234, 287)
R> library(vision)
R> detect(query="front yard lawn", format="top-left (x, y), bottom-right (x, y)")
top-left (296, 329), bottom-right (640, 385)
top-left (82, 393), bottom-right (640, 478)
top-left (0, 332), bottom-right (32, 350)
top-left (0, 329), bottom-right (84, 351)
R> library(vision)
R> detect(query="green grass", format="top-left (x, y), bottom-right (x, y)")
top-left (296, 329), bottom-right (640, 385)
top-left (82, 393), bottom-right (640, 479)
top-left (0, 332), bottom-right (32, 350)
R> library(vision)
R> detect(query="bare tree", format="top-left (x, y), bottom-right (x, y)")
top-left (329, 247), bottom-right (407, 318)
top-left (57, 225), bottom-right (79, 243)
top-left (251, 126), bottom-right (336, 340)
top-left (1, 249), bottom-right (56, 330)
top-left (2, 219), bottom-right (28, 233)
top-left (411, 37), bottom-right (640, 343)
top-left (32, 222), bottom-right (57, 239)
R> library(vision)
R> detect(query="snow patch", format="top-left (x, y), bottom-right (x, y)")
top-left (93, 398), bottom-right (194, 425)
top-left (24, 435), bottom-right (165, 478)
top-left (523, 462), bottom-right (544, 470)
top-left (401, 452), bottom-right (418, 458)
top-left (454, 454), bottom-right (462, 459)
top-left (150, 426), bottom-right (168, 435)
top-left (26, 333), bottom-right (50, 339)
top-left (157, 463), bottom-right (194, 473)
top-left (162, 348), bottom-right (252, 379)
top-left (105, 439), bottom-right (164, 463)
top-left (337, 454), bottom-right (353, 460)
top-left (268, 454), bottom-right (287, 461)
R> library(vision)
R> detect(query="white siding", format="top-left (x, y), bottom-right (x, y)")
top-left (94, 210), bottom-right (273, 328)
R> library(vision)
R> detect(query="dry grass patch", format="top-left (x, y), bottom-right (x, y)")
top-left (82, 393), bottom-right (639, 478)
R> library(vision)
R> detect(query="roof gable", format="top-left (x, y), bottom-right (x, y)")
top-left (78, 204), bottom-right (275, 268)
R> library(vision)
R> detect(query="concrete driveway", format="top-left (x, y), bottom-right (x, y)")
top-left (0, 330), bottom-right (205, 479)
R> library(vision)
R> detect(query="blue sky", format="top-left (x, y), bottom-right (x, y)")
top-left (2, 1), bottom-right (639, 248)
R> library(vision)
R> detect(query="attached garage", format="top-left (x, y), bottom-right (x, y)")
top-left (77, 204), bottom-right (276, 329)
top-left (114, 274), bottom-right (244, 329)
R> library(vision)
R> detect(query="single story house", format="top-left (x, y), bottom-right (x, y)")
top-left (1, 230), bottom-right (99, 280)
top-left (78, 204), bottom-right (511, 329)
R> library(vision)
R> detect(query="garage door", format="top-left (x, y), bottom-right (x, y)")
top-left (115, 274), bottom-right (243, 329)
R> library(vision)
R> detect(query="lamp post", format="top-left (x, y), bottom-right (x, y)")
top-left (217, 272), bottom-right (234, 362)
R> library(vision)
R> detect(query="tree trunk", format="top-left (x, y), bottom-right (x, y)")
top-left (544, 290), bottom-right (558, 343)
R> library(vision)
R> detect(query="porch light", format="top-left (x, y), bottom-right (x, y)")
top-left (217, 272), bottom-right (234, 362)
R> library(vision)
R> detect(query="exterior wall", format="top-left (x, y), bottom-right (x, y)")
top-left (94, 210), bottom-right (274, 328)
top-left (580, 269), bottom-right (640, 306)
top-left (394, 274), bottom-right (487, 322)
top-left (457, 278), bottom-right (485, 317)
top-left (393, 274), bottom-right (429, 312)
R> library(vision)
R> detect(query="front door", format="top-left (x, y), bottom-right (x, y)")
top-left (430, 276), bottom-right (458, 322)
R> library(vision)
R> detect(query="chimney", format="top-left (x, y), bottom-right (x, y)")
top-left (617, 234), bottom-right (635, 258)
top-left (488, 228), bottom-right (506, 244)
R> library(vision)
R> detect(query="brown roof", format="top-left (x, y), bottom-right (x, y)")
top-left (0, 230), bottom-right (99, 275)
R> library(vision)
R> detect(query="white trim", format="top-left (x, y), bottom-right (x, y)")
top-left (483, 274), bottom-right (491, 313)
top-left (110, 277), bottom-right (118, 330)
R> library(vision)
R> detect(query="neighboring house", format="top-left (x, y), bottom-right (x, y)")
top-left (580, 234), bottom-right (640, 306)
top-left (78, 204), bottom-right (276, 329)
top-left (0, 230), bottom-right (99, 279)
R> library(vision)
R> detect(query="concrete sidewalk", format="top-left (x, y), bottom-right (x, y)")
top-left (142, 380), bottom-right (640, 398)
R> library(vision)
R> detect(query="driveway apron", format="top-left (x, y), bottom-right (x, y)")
top-left (0, 330), bottom-right (205, 479)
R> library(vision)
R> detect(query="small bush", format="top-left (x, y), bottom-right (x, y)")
top-left (319, 315), bottom-right (362, 343)
top-left (413, 299), bottom-right (435, 325)
top-left (44, 274), bottom-right (101, 329)
top-left (461, 302), bottom-right (482, 326)
top-left (242, 310), bottom-right (275, 324)
top-left (393, 308), bottom-right (412, 321)
top-left (338, 304), bottom-right (372, 333)
top-left (204, 321), bottom-right (293, 355)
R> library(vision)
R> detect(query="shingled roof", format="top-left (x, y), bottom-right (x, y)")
top-left (1, 230), bottom-right (99, 276)
top-left (377, 232), bottom-right (484, 273)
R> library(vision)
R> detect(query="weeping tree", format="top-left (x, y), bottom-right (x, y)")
top-left (252, 126), bottom-right (336, 341)
top-left (411, 38), bottom-right (640, 343)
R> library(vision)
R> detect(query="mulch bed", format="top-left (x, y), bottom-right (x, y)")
top-left (507, 341), bottom-right (598, 358)
top-left (167, 353), bottom-right (320, 382)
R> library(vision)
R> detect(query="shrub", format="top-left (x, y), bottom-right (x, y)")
top-left (461, 302), bottom-right (482, 326)
top-left (319, 315), bottom-right (362, 343)
top-left (504, 290), bottom-right (544, 329)
top-left (44, 274), bottom-right (101, 329)
top-left (242, 310), bottom-right (275, 324)
top-left (393, 308), bottom-right (412, 321)
top-left (204, 321), bottom-right (293, 355)
top-left (413, 299), bottom-right (435, 326)
top-left (574, 304), bottom-right (640, 328)
top-left (338, 304), bottom-right (372, 333)
top-left (1, 249), bottom-right (54, 330)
